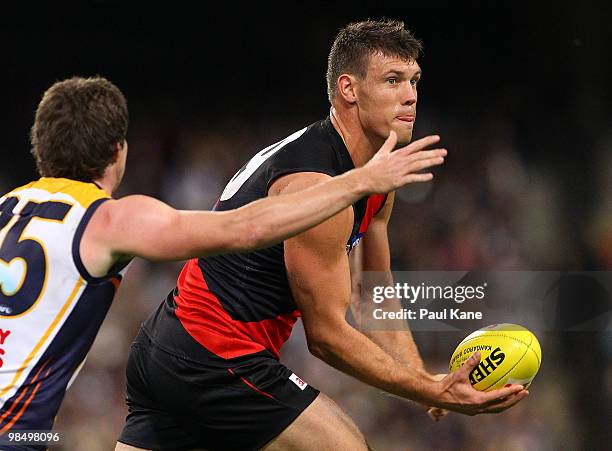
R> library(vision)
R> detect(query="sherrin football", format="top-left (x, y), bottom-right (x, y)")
top-left (449, 323), bottom-right (542, 391)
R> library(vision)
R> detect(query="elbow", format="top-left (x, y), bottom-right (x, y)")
top-left (305, 331), bottom-right (336, 361)
top-left (303, 316), bottom-right (348, 361)
top-left (306, 338), bottom-right (324, 359)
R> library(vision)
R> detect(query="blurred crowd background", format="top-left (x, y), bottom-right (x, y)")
top-left (1, 6), bottom-right (611, 451)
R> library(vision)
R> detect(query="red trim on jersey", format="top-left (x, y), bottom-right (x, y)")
top-left (110, 276), bottom-right (121, 291)
top-left (174, 259), bottom-right (300, 360)
top-left (227, 369), bottom-right (276, 400)
top-left (0, 360), bottom-right (51, 431)
top-left (359, 194), bottom-right (386, 234)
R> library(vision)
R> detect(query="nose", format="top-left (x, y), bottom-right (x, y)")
top-left (402, 83), bottom-right (417, 106)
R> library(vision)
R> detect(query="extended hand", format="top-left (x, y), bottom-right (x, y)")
top-left (434, 352), bottom-right (529, 415)
top-left (361, 131), bottom-right (446, 194)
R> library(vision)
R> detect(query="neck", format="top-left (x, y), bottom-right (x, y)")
top-left (330, 106), bottom-right (384, 168)
top-left (93, 172), bottom-right (116, 196)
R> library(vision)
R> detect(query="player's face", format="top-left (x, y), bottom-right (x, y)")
top-left (354, 53), bottom-right (421, 146)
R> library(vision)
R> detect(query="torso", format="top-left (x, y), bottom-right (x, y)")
top-left (145, 117), bottom-right (386, 361)
top-left (0, 178), bottom-right (128, 432)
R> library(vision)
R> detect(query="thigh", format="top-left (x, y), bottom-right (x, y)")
top-left (262, 393), bottom-right (369, 451)
top-left (183, 354), bottom-right (321, 450)
top-left (118, 333), bottom-right (201, 450)
top-left (119, 329), bottom-right (324, 451)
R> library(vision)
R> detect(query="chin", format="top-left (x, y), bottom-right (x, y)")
top-left (389, 125), bottom-right (413, 146)
top-left (396, 133), bottom-right (413, 147)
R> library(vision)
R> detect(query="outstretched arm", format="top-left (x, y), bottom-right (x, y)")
top-left (82, 132), bottom-right (446, 274)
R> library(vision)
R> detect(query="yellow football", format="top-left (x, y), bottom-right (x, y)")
top-left (449, 323), bottom-right (542, 391)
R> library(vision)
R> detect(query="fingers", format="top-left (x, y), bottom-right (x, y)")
top-left (405, 173), bottom-right (434, 183)
top-left (404, 148), bottom-right (447, 162)
top-left (377, 130), bottom-right (398, 155)
top-left (406, 155), bottom-right (445, 173)
top-left (395, 148), bottom-right (446, 184)
top-left (456, 352), bottom-right (481, 380)
top-left (427, 408), bottom-right (441, 422)
top-left (480, 383), bottom-right (525, 405)
top-left (481, 389), bottom-right (529, 414)
top-left (427, 407), bottom-right (450, 422)
top-left (377, 134), bottom-right (446, 188)
top-left (400, 134), bottom-right (441, 155)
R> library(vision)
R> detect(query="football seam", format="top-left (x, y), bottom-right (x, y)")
top-left (481, 341), bottom-right (531, 391)
top-left (453, 333), bottom-right (541, 372)
top-left (529, 343), bottom-right (541, 367)
top-left (460, 332), bottom-right (541, 367)
top-left (459, 332), bottom-right (533, 349)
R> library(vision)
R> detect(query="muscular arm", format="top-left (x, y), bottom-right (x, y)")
top-left (277, 172), bottom-right (440, 405)
top-left (278, 173), bottom-right (528, 415)
top-left (82, 131), bottom-right (448, 276)
top-left (81, 169), bottom-right (372, 275)
top-left (357, 192), bottom-right (426, 370)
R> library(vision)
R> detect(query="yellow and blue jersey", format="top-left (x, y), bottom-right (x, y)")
top-left (0, 178), bottom-right (128, 434)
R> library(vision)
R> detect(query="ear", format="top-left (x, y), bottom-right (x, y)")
top-left (113, 140), bottom-right (126, 163)
top-left (336, 74), bottom-right (358, 104)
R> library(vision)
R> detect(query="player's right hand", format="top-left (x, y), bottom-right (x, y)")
top-left (360, 131), bottom-right (447, 194)
top-left (433, 352), bottom-right (529, 415)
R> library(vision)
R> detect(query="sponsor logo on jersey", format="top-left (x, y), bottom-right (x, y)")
top-left (289, 372), bottom-right (308, 390)
top-left (346, 232), bottom-right (364, 254)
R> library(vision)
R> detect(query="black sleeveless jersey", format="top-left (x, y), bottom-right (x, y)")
top-left (144, 117), bottom-right (387, 360)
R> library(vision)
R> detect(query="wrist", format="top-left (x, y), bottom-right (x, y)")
top-left (344, 167), bottom-right (373, 196)
top-left (419, 372), bottom-right (445, 407)
top-left (393, 365), bottom-right (441, 406)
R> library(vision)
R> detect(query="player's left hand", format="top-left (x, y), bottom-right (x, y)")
top-left (426, 374), bottom-right (450, 422)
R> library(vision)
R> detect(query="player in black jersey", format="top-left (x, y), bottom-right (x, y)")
top-left (117, 20), bottom-right (528, 451)
top-left (0, 75), bottom-right (446, 451)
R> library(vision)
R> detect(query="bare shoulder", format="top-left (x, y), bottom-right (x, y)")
top-left (89, 195), bottom-right (172, 229)
top-left (81, 194), bottom-right (173, 276)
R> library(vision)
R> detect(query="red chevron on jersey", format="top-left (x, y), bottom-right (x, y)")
top-left (360, 194), bottom-right (386, 234)
top-left (149, 118), bottom-right (388, 363)
top-left (346, 193), bottom-right (386, 253)
top-left (174, 259), bottom-right (300, 359)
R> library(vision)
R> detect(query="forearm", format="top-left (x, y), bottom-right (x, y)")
top-left (309, 320), bottom-right (438, 406)
top-left (367, 328), bottom-right (425, 370)
top-left (233, 170), bottom-right (369, 250)
top-left (358, 271), bottom-right (425, 369)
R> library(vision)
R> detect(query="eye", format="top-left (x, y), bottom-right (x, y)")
top-left (410, 78), bottom-right (420, 86)
top-left (386, 78), bottom-right (397, 85)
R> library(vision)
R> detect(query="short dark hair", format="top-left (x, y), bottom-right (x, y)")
top-left (326, 19), bottom-right (423, 102)
top-left (30, 76), bottom-right (128, 181)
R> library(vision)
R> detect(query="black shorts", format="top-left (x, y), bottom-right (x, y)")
top-left (117, 327), bottom-right (319, 451)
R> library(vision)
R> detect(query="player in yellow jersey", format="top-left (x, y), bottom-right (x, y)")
top-left (0, 76), bottom-right (446, 448)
